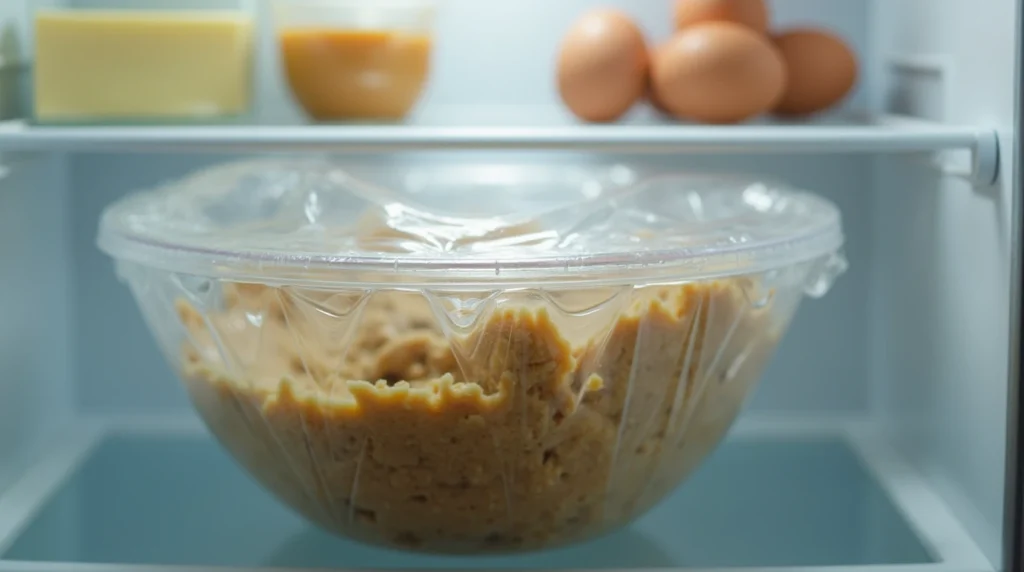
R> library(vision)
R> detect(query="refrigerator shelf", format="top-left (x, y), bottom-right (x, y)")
top-left (0, 415), bottom-right (992, 572)
top-left (0, 112), bottom-right (999, 185)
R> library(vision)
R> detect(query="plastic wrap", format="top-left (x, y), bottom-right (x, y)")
top-left (98, 158), bottom-right (846, 554)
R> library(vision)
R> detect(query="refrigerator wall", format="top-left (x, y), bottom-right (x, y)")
top-left (0, 155), bottom-right (72, 494)
top-left (869, 0), bottom-right (1018, 563)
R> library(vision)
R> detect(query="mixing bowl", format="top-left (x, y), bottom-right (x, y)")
top-left (97, 158), bottom-right (846, 554)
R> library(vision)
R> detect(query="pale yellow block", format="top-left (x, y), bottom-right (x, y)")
top-left (34, 11), bottom-right (254, 120)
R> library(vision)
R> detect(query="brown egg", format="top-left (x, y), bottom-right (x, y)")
top-left (557, 9), bottom-right (648, 122)
top-left (647, 82), bottom-right (671, 116)
top-left (646, 44), bottom-right (672, 115)
top-left (673, 0), bottom-right (770, 34)
top-left (773, 29), bottom-right (858, 116)
top-left (651, 22), bottom-right (786, 124)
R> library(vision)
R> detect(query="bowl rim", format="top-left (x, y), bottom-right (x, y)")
top-left (98, 164), bottom-right (846, 290)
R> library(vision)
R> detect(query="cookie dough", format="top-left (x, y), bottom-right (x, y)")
top-left (177, 279), bottom-right (780, 553)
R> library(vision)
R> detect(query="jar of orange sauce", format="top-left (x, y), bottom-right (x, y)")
top-left (272, 0), bottom-right (435, 121)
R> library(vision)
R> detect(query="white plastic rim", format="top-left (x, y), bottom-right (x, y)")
top-left (34, 8), bottom-right (252, 19)
top-left (270, 0), bottom-right (436, 32)
top-left (34, 0), bottom-right (252, 14)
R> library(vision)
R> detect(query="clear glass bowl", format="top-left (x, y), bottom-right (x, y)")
top-left (98, 158), bottom-right (846, 554)
top-left (271, 0), bottom-right (436, 121)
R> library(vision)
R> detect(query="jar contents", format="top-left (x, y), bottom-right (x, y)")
top-left (279, 29), bottom-right (431, 120)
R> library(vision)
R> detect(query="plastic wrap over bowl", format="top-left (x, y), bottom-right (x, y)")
top-left (97, 158), bottom-right (846, 554)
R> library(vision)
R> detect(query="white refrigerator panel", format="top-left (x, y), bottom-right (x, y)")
top-left (870, 0), bottom-right (1019, 565)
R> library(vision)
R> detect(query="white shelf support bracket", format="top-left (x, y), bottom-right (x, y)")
top-left (972, 129), bottom-right (1000, 186)
top-left (928, 129), bottom-right (1000, 187)
top-left (887, 53), bottom-right (1000, 186)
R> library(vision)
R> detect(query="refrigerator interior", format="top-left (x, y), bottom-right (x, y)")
top-left (0, 0), bottom-right (1018, 571)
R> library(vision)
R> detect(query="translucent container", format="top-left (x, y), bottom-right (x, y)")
top-left (96, 158), bottom-right (847, 554)
top-left (271, 0), bottom-right (436, 121)
top-left (33, 0), bottom-right (254, 123)
top-left (0, 21), bottom-right (23, 121)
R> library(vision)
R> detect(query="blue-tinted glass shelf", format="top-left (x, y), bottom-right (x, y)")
top-left (0, 430), bottom-right (936, 570)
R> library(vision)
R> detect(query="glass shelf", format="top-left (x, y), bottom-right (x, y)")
top-left (0, 430), bottom-right (934, 570)
top-left (0, 107), bottom-right (998, 184)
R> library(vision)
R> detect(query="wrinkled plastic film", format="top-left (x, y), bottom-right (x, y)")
top-left (101, 160), bottom-right (846, 554)
top-left (128, 264), bottom-right (815, 553)
top-left (98, 159), bottom-right (844, 287)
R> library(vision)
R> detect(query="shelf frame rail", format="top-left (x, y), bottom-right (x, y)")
top-left (0, 119), bottom-right (1001, 186)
